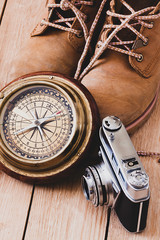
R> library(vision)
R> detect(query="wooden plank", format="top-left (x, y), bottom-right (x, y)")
top-left (0, 0), bottom-right (108, 239)
top-left (1, 0), bottom-right (160, 239)
top-left (0, 0), bottom-right (44, 88)
top-left (0, 0), bottom-right (44, 239)
top-left (0, 0), bottom-right (6, 21)
top-left (0, 174), bottom-right (33, 239)
top-left (108, 96), bottom-right (160, 239)
top-left (25, 174), bottom-right (108, 240)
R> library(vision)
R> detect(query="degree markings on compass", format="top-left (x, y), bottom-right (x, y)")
top-left (26, 105), bottom-right (34, 119)
top-left (19, 133), bottom-right (27, 141)
top-left (10, 120), bottom-right (31, 124)
top-left (45, 124), bottom-right (68, 130)
top-left (39, 101), bottom-right (44, 118)
top-left (3, 88), bottom-right (74, 160)
top-left (42, 129), bottom-right (53, 150)
top-left (12, 108), bottom-right (32, 122)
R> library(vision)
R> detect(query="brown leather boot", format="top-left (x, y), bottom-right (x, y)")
top-left (80, 0), bottom-right (160, 133)
top-left (10, 0), bottom-right (107, 80)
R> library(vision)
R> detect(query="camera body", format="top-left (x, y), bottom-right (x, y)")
top-left (82, 116), bottom-right (150, 232)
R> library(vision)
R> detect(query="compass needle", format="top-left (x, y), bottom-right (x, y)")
top-left (14, 123), bottom-right (37, 135)
top-left (38, 111), bottom-right (62, 125)
top-left (38, 126), bottom-right (44, 142)
top-left (0, 74), bottom-right (97, 182)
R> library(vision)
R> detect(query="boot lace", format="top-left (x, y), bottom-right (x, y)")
top-left (137, 151), bottom-right (160, 163)
top-left (41, 0), bottom-right (93, 40)
top-left (40, 0), bottom-right (107, 42)
top-left (75, 0), bottom-right (160, 80)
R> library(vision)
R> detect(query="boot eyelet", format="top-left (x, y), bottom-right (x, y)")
top-left (40, 18), bottom-right (46, 26)
top-left (148, 21), bottom-right (154, 29)
top-left (143, 37), bottom-right (149, 46)
top-left (136, 54), bottom-right (143, 62)
top-left (97, 41), bottom-right (102, 48)
top-left (76, 31), bottom-right (84, 38)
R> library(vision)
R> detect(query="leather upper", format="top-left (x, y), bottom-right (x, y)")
top-left (130, 3), bottom-right (160, 78)
top-left (82, 0), bottom-right (160, 127)
top-left (10, 0), bottom-right (102, 80)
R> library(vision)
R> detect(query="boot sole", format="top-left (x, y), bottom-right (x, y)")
top-left (126, 87), bottom-right (160, 134)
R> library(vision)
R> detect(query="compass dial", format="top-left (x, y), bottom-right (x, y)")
top-left (1, 85), bottom-right (75, 161)
top-left (0, 73), bottom-right (99, 182)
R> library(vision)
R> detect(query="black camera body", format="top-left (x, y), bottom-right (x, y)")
top-left (82, 116), bottom-right (150, 232)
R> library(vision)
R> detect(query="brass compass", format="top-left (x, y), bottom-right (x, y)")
top-left (0, 73), bottom-right (99, 182)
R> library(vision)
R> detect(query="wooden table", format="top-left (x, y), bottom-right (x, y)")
top-left (0, 1), bottom-right (160, 239)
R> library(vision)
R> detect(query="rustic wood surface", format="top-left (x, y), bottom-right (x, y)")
top-left (0, 173), bottom-right (33, 239)
top-left (0, 0), bottom-right (160, 239)
top-left (25, 175), bottom-right (108, 240)
top-left (0, 0), bottom-right (6, 21)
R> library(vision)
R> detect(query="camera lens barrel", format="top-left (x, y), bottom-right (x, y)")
top-left (82, 166), bottom-right (102, 206)
top-left (82, 162), bottom-right (117, 207)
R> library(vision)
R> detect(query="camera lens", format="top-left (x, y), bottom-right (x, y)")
top-left (82, 161), bottom-right (118, 207)
top-left (82, 166), bottom-right (107, 206)
top-left (82, 167), bottom-right (100, 206)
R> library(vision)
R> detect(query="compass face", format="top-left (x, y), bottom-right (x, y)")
top-left (1, 85), bottom-right (76, 161)
top-left (0, 74), bottom-right (98, 182)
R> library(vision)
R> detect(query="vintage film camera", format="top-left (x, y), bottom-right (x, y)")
top-left (82, 116), bottom-right (150, 232)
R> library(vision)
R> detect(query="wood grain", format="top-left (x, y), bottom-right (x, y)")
top-left (108, 95), bottom-right (160, 240)
top-left (1, 0), bottom-right (160, 239)
top-left (0, 0), bottom-right (108, 239)
top-left (25, 174), bottom-right (108, 240)
top-left (0, 0), bottom-right (43, 239)
top-left (0, 173), bottom-right (33, 239)
top-left (0, 0), bottom-right (6, 21)
top-left (0, 0), bottom-right (44, 88)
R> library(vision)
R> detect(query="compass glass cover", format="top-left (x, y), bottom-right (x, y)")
top-left (1, 85), bottom-right (76, 161)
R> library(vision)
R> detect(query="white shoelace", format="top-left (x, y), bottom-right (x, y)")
top-left (75, 0), bottom-right (160, 80)
top-left (41, 0), bottom-right (94, 40)
top-left (41, 0), bottom-right (108, 42)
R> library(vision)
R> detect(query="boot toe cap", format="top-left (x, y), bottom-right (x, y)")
top-left (82, 56), bottom-right (158, 127)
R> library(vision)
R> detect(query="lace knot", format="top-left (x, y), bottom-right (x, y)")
top-left (60, 0), bottom-right (70, 11)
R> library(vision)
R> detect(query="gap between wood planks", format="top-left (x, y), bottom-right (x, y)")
top-left (0, 0), bottom-right (36, 239)
top-left (104, 208), bottom-right (111, 240)
top-left (0, 0), bottom-right (116, 238)
top-left (20, 180), bottom-right (111, 240)
top-left (0, 0), bottom-right (8, 24)
top-left (22, 185), bottom-right (35, 240)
